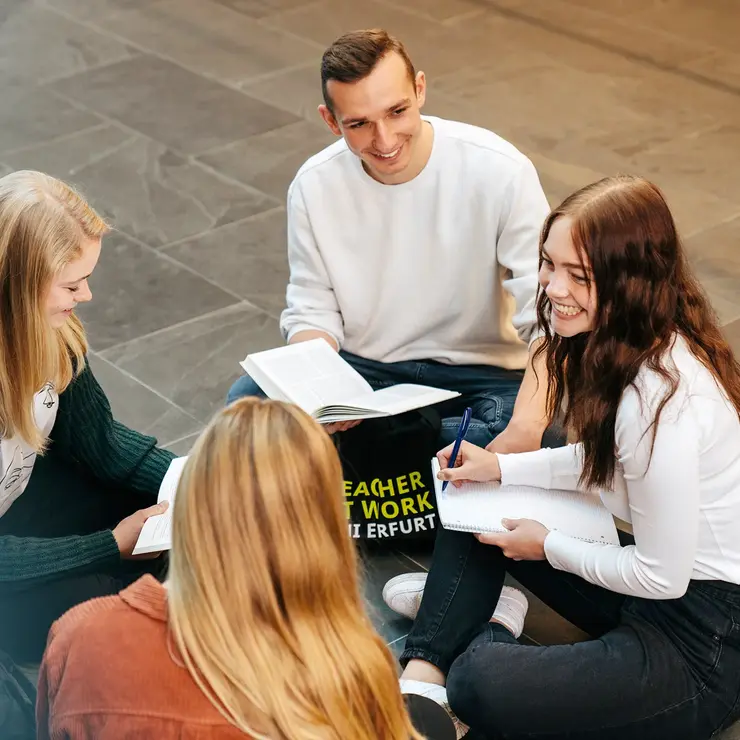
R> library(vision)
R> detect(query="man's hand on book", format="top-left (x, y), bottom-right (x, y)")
top-left (324, 420), bottom-right (362, 435)
top-left (113, 502), bottom-right (169, 559)
top-left (436, 440), bottom-right (501, 488)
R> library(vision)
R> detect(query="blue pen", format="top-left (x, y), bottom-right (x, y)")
top-left (442, 407), bottom-right (472, 491)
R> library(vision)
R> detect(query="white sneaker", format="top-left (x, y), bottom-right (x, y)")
top-left (383, 572), bottom-right (529, 639)
top-left (382, 572), bottom-right (427, 619)
top-left (400, 679), bottom-right (469, 739)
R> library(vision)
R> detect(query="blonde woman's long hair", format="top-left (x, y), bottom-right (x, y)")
top-left (168, 398), bottom-right (424, 740)
top-left (0, 170), bottom-right (109, 450)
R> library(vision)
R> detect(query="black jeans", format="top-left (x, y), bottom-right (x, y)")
top-left (401, 526), bottom-right (740, 739)
top-left (0, 450), bottom-right (166, 663)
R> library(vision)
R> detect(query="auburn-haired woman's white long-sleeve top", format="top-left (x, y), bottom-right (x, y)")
top-left (497, 335), bottom-right (740, 599)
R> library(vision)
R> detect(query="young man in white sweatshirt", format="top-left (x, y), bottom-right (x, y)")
top-left (228, 29), bottom-right (552, 453)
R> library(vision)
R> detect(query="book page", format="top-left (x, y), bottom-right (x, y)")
top-left (431, 459), bottom-right (619, 544)
top-left (132, 456), bottom-right (188, 555)
top-left (244, 340), bottom-right (373, 414)
top-left (355, 384), bottom-right (460, 414)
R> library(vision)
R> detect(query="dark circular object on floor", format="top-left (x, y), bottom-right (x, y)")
top-left (404, 693), bottom-right (457, 740)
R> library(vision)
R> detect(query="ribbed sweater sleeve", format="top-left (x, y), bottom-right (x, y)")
top-left (0, 531), bottom-right (119, 587)
top-left (0, 359), bottom-right (175, 588)
top-left (50, 359), bottom-right (175, 494)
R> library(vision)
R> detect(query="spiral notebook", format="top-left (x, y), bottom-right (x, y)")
top-left (431, 459), bottom-right (620, 544)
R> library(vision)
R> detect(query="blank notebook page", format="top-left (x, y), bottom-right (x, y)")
top-left (432, 459), bottom-right (619, 544)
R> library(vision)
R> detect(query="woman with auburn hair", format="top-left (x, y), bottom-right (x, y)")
top-left (37, 397), bottom-right (453, 740)
top-left (384, 175), bottom-right (740, 739)
top-left (0, 170), bottom-right (174, 663)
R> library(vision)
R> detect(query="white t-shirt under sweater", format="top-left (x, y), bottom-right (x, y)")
top-left (280, 116), bottom-right (551, 369)
top-left (0, 383), bottom-right (58, 518)
top-left (498, 336), bottom-right (740, 599)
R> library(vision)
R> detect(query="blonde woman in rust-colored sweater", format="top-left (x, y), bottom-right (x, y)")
top-left (37, 398), bottom-right (452, 740)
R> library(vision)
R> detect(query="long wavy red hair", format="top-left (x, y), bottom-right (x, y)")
top-left (535, 175), bottom-right (740, 488)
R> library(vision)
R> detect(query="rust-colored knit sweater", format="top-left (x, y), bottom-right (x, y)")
top-left (37, 575), bottom-right (251, 739)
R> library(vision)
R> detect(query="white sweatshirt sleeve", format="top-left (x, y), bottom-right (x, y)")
top-left (497, 443), bottom-right (586, 491)
top-left (279, 181), bottom-right (344, 346)
top-left (544, 385), bottom-right (700, 599)
top-left (495, 158), bottom-right (551, 346)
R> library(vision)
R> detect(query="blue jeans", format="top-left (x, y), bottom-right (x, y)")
top-left (226, 350), bottom-right (525, 448)
top-left (402, 526), bottom-right (740, 739)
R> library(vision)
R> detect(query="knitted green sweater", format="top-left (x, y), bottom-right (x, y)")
top-left (0, 360), bottom-right (175, 587)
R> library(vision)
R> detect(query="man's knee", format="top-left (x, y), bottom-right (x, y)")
top-left (440, 418), bottom-right (495, 449)
top-left (225, 374), bottom-right (264, 406)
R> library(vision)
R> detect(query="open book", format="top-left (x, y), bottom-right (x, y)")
top-left (240, 340), bottom-right (460, 423)
top-left (432, 459), bottom-right (619, 544)
top-left (132, 456), bottom-right (188, 555)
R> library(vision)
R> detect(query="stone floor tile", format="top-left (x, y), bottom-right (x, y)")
top-left (627, 0), bottom-right (739, 54)
top-left (0, 2), bottom-right (137, 87)
top-left (49, 55), bottom-right (300, 155)
top-left (84, 0), bottom-right (321, 86)
top-left (0, 89), bottom-right (102, 156)
top-left (76, 231), bottom-right (239, 350)
top-left (624, 124), bottom-right (740, 203)
top-left (211, 0), bottom-right (314, 20)
top-left (99, 303), bottom-right (283, 422)
top-left (683, 51), bottom-right (740, 94)
top-left (161, 208), bottom-right (289, 315)
top-left (378, 0), bottom-right (485, 23)
top-left (686, 216), bottom-right (740, 324)
top-left (164, 431), bottom-right (203, 456)
top-left (480, 0), bottom-right (711, 68)
top-left (87, 353), bottom-right (203, 446)
top-left (198, 121), bottom-right (337, 200)
top-left (4, 130), bottom-right (280, 248)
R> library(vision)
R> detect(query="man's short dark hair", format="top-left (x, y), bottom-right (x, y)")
top-left (320, 29), bottom-right (416, 115)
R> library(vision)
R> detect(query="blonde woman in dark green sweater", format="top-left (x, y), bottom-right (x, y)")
top-left (0, 170), bottom-right (174, 662)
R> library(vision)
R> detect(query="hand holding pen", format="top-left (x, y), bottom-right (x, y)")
top-left (436, 409), bottom-right (503, 488)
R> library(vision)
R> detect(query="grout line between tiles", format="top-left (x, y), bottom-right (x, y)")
top-left (442, 8), bottom-right (488, 25)
top-left (372, 0), bottom-right (482, 25)
top-left (44, 88), bottom-right (290, 203)
top-left (255, 0), bottom-right (323, 34)
top-left (96, 299), bottom-right (270, 357)
top-left (397, 550), bottom-right (431, 572)
top-left (163, 430), bottom-right (202, 449)
top-left (89, 350), bottom-right (203, 426)
top-left (236, 59), bottom-right (319, 89)
top-left (184, 155), bottom-right (284, 204)
top-left (158, 205), bottom-right (285, 251)
top-left (477, 0), bottom-right (740, 98)
top-left (110, 229), bottom-right (248, 302)
top-left (685, 210), bottom-right (740, 240)
top-left (67, 134), bottom-right (141, 178)
top-left (39, 90), bottom-right (208, 173)
top-left (42, 1), bottom-right (324, 98)
top-left (12, 92), bottom-right (289, 302)
top-left (0, 122), bottom-right (110, 159)
top-left (34, 48), bottom-right (143, 88)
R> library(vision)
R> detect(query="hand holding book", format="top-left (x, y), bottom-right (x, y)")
top-left (474, 518), bottom-right (550, 561)
top-left (240, 339), bottom-right (459, 423)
